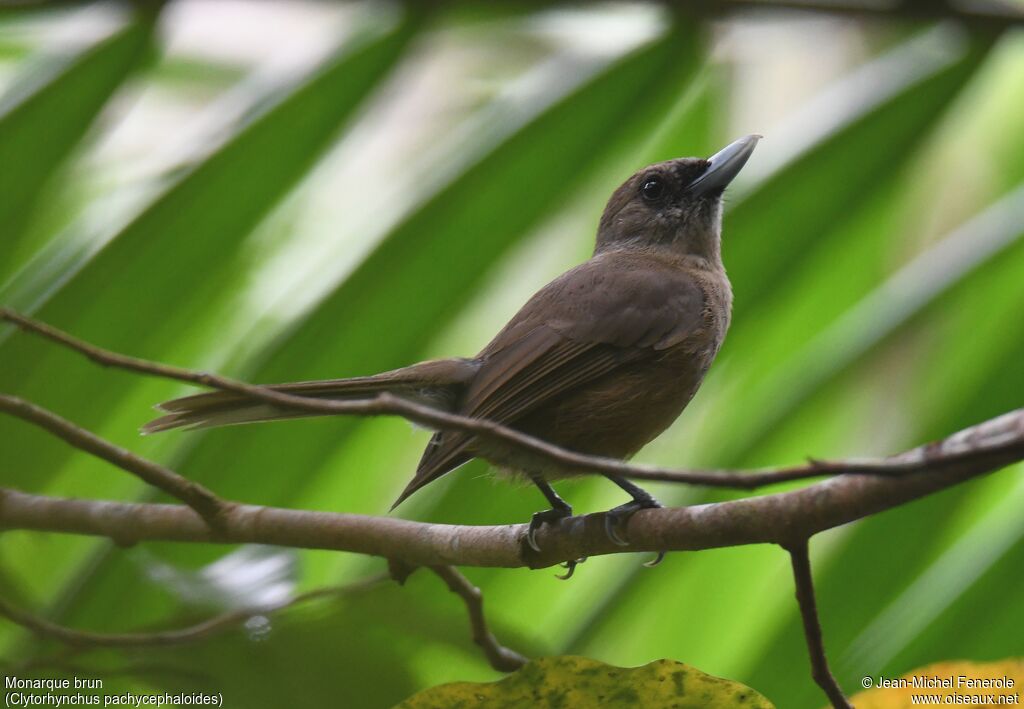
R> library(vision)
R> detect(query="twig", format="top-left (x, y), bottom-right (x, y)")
top-left (0, 393), bottom-right (226, 530)
top-left (785, 541), bottom-right (852, 709)
top-left (2, 309), bottom-right (1016, 491)
top-left (429, 566), bottom-right (528, 672)
top-left (0, 573), bottom-right (387, 648)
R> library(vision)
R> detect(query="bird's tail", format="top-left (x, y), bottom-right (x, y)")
top-left (141, 358), bottom-right (477, 435)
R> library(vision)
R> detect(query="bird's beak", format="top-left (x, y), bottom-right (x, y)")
top-left (687, 134), bottom-right (761, 196)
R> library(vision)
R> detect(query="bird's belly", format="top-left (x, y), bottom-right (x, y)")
top-left (491, 345), bottom-right (715, 478)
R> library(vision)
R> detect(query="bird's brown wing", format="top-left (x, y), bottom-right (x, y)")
top-left (393, 254), bottom-right (707, 507)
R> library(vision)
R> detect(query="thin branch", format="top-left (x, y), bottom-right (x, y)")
top-left (785, 541), bottom-right (851, 709)
top-left (0, 573), bottom-right (387, 648)
top-left (2, 309), bottom-right (1017, 491)
top-left (0, 393), bottom-right (227, 530)
top-left (0, 403), bottom-right (1020, 567)
top-left (429, 566), bottom-right (528, 672)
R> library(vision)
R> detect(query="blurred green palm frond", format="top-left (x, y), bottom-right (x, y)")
top-left (0, 3), bottom-right (1021, 708)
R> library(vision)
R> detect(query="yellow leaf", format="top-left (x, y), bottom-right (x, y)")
top-left (395, 656), bottom-right (774, 708)
top-left (847, 658), bottom-right (1022, 708)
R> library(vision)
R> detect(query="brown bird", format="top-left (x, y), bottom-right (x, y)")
top-left (145, 135), bottom-right (760, 560)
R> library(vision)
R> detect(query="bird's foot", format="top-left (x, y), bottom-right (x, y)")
top-left (604, 497), bottom-right (666, 567)
top-left (525, 505), bottom-right (573, 553)
top-left (604, 499), bottom-right (658, 546)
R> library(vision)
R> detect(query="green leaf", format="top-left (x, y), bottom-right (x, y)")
top-left (0, 13), bottom-right (155, 280)
top-left (889, 518), bottom-right (1024, 669)
top-left (0, 10), bottom-right (422, 493)
top-left (726, 28), bottom-right (994, 320)
top-left (395, 656), bottom-right (775, 709)
top-left (714, 183), bottom-right (1024, 463)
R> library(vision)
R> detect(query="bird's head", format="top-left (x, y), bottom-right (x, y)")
top-left (595, 134), bottom-right (760, 264)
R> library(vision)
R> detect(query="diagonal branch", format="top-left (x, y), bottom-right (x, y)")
top-left (429, 566), bottom-right (528, 672)
top-left (3, 309), bottom-right (1018, 491)
top-left (785, 540), bottom-right (851, 708)
top-left (0, 393), bottom-right (227, 529)
top-left (0, 573), bottom-right (387, 648)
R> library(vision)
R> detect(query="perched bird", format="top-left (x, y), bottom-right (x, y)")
top-left (145, 135), bottom-right (760, 560)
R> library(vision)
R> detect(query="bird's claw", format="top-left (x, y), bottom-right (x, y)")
top-left (525, 506), bottom-right (573, 553)
top-left (526, 527), bottom-right (541, 553)
top-left (603, 498), bottom-right (667, 567)
top-left (605, 514), bottom-right (631, 546)
top-left (555, 556), bottom-right (588, 580)
top-left (603, 500), bottom-right (653, 547)
top-left (602, 514), bottom-right (626, 549)
top-left (643, 551), bottom-right (666, 568)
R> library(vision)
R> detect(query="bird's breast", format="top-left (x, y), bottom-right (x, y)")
top-left (477, 263), bottom-right (733, 480)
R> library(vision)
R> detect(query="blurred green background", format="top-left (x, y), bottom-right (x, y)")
top-left (0, 1), bottom-right (1022, 707)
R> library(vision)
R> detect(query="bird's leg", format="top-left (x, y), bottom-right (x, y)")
top-left (526, 478), bottom-right (588, 579)
top-left (525, 476), bottom-right (573, 555)
top-left (604, 476), bottom-right (665, 566)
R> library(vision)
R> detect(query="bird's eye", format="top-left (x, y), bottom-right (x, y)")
top-left (640, 177), bottom-right (665, 202)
